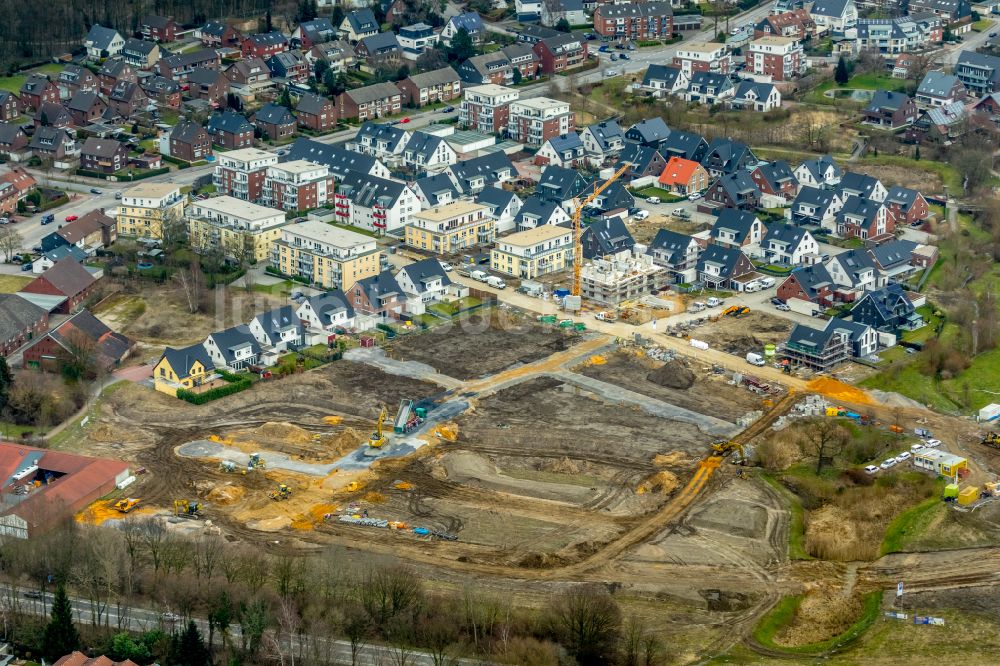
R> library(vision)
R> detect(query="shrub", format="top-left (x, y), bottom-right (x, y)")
top-left (176, 374), bottom-right (252, 404)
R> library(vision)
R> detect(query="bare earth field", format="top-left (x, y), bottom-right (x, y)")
top-left (695, 310), bottom-right (795, 357)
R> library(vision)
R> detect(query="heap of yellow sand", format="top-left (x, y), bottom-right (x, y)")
top-left (252, 422), bottom-right (315, 444)
top-left (652, 452), bottom-right (690, 467)
top-left (323, 416), bottom-right (344, 425)
top-left (636, 471), bottom-right (679, 495)
top-left (206, 484), bottom-right (246, 504)
top-left (433, 423), bottom-right (458, 441)
top-left (76, 500), bottom-right (154, 525)
top-left (291, 503), bottom-right (340, 530)
top-left (806, 378), bottom-right (872, 405)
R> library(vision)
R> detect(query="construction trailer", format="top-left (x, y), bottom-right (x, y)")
top-left (914, 449), bottom-right (968, 478)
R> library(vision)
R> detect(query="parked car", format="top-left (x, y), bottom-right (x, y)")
top-left (21, 263), bottom-right (32, 271)
top-left (442, 106), bottom-right (455, 112)
top-left (910, 444), bottom-right (925, 453)
top-left (599, 45), bottom-right (610, 52)
top-left (879, 459), bottom-right (897, 470)
top-left (627, 43), bottom-right (636, 50)
top-left (162, 612), bottom-right (180, 622)
top-left (923, 438), bottom-right (942, 448)
top-left (864, 465), bottom-right (879, 475)
top-left (776, 303), bottom-right (791, 312)
top-left (400, 117), bottom-right (411, 123)
top-left (604, 69), bottom-right (619, 77)
top-left (89, 188), bottom-right (101, 194)
top-left (759, 277), bottom-right (776, 288)
top-left (632, 210), bottom-right (649, 221)
top-left (770, 297), bottom-right (783, 306)
top-left (610, 53), bottom-right (618, 61)
top-left (646, 196), bottom-right (660, 204)
top-left (619, 54), bottom-right (630, 60)
top-left (114, 191), bottom-right (123, 200)
top-left (440, 261), bottom-right (453, 272)
top-left (895, 451), bottom-right (912, 462)
top-left (41, 214), bottom-right (54, 225)
top-left (687, 191), bottom-right (702, 201)
top-left (65, 214), bottom-right (78, 222)
top-left (615, 43), bottom-right (626, 49)
top-left (23, 590), bottom-right (42, 599)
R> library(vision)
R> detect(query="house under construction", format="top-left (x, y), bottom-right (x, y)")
top-left (579, 247), bottom-right (669, 305)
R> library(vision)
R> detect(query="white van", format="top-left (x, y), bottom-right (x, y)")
top-left (486, 276), bottom-right (506, 289)
top-left (706, 297), bottom-right (723, 307)
top-left (759, 277), bottom-right (776, 288)
top-left (746, 352), bottom-right (766, 366)
top-left (744, 281), bottom-right (761, 293)
top-left (470, 270), bottom-right (489, 282)
top-left (632, 210), bottom-right (650, 221)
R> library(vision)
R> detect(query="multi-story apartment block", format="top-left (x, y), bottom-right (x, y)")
top-left (507, 97), bottom-right (574, 146)
top-left (404, 201), bottom-right (494, 253)
top-left (272, 219), bottom-right (382, 290)
top-left (955, 51), bottom-right (1000, 97)
top-left (262, 160), bottom-right (335, 211)
top-left (337, 82), bottom-right (403, 121)
top-left (855, 16), bottom-right (941, 55)
top-left (746, 36), bottom-right (804, 81)
top-left (672, 41), bottom-right (731, 76)
top-left (397, 22), bottom-right (439, 60)
top-left (460, 84), bottom-right (519, 133)
top-left (333, 170), bottom-right (419, 234)
top-left (213, 148), bottom-right (278, 202)
top-left (532, 33), bottom-right (588, 75)
top-left (490, 224), bottom-right (572, 279)
top-left (187, 196), bottom-right (289, 262)
top-left (592, 1), bottom-right (674, 40)
top-left (396, 67), bottom-right (462, 107)
top-left (116, 183), bottom-right (186, 239)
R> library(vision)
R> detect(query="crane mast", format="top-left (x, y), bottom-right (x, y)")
top-left (572, 161), bottom-right (632, 297)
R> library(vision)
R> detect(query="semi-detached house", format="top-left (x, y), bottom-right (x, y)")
top-left (338, 82), bottom-right (403, 121)
top-left (396, 67), bottom-right (462, 107)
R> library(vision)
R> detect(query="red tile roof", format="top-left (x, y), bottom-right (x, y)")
top-left (658, 157), bottom-right (703, 186)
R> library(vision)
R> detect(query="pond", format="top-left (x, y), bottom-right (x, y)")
top-left (137, 261), bottom-right (154, 269)
top-left (825, 88), bottom-right (875, 102)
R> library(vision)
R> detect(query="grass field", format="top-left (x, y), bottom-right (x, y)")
top-left (0, 63), bottom-right (63, 93)
top-left (0, 275), bottom-right (32, 293)
top-left (880, 493), bottom-right (943, 555)
top-left (752, 592), bottom-right (882, 655)
top-left (806, 73), bottom-right (909, 105)
top-left (634, 186), bottom-right (684, 202)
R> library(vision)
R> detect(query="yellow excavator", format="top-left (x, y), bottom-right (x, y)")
top-left (269, 484), bottom-right (292, 501)
top-left (114, 498), bottom-right (141, 513)
top-left (368, 405), bottom-right (389, 449)
top-left (710, 440), bottom-right (747, 464)
top-left (173, 499), bottom-right (202, 519)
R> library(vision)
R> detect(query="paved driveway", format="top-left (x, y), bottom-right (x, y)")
top-left (114, 363), bottom-right (152, 383)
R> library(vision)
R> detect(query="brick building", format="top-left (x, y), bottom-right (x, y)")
top-left (506, 97), bottom-right (574, 146)
top-left (459, 84), bottom-right (519, 133)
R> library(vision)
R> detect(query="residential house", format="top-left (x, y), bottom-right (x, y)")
top-left (57, 65), bottom-right (99, 97)
top-left (21, 310), bottom-right (132, 373)
top-left (507, 97), bottom-right (574, 146)
top-left (0, 123), bottom-right (30, 161)
top-left (397, 67), bottom-right (462, 107)
top-left (884, 186), bottom-right (929, 226)
top-left (750, 160), bottom-right (798, 201)
top-left (30, 245), bottom-right (88, 274)
top-left (0, 168), bottom-right (34, 214)
top-left (580, 217), bottom-right (635, 260)
top-left (296, 92), bottom-right (337, 131)
top-left (459, 84), bottom-right (518, 133)
top-left (701, 138), bottom-right (757, 176)
top-left (157, 49), bottom-right (221, 82)
top-left (296, 290), bottom-right (356, 333)
top-left (908, 0), bottom-right (972, 25)
top-left (704, 171), bottom-right (761, 210)
top-left (592, 1), bottom-right (674, 40)
top-left (809, 0), bottom-right (858, 33)
top-left (647, 229), bottom-right (702, 283)
top-left (350, 271), bottom-right (406, 320)
top-left (782, 317), bottom-right (876, 369)
top-left (293, 18), bottom-right (338, 49)
top-left (447, 152), bottom-right (515, 194)
top-left (405, 200), bottom-right (493, 252)
top-left (333, 170), bottom-right (420, 234)
top-left (517, 25), bottom-right (561, 44)
top-left (794, 155), bottom-right (842, 188)
top-left (746, 35), bottom-right (804, 81)
top-left (853, 16), bottom-right (942, 55)
top-left (580, 119), bottom-right (625, 162)
top-left (516, 0), bottom-right (543, 22)
top-left (682, 71), bottom-right (734, 105)
top-left (868, 239), bottom-right (920, 280)
top-left (185, 68), bottom-right (229, 107)
top-left (659, 129), bottom-right (709, 162)
top-left (672, 41), bottom-right (731, 76)
top-left (348, 121), bottom-right (408, 163)
top-left (42, 209), bottom-right (116, 253)
top-left (200, 21), bottom-right (242, 48)
top-left (412, 173), bottom-right (461, 208)
top-left (491, 225), bottom-right (573, 279)
top-left (401, 131), bottom-right (458, 172)
top-left (65, 91), bottom-right (107, 127)
top-left (754, 9), bottom-right (816, 39)
top-left (711, 209), bottom-right (767, 254)
top-left (863, 90), bottom-right (918, 128)
top-left (116, 182), bottom-right (185, 238)
top-left (153, 343), bottom-right (215, 394)
top-left (730, 80), bottom-right (782, 111)
top-left (19, 75), bottom-right (59, 111)
top-left (203, 326), bottom-right (261, 370)
top-left (535, 132), bottom-right (587, 168)
top-left (791, 186), bottom-right (843, 226)
top-left (762, 224), bottom-right (819, 265)
top-left (502, 43), bottom-right (540, 81)
top-left (120, 39), bottom-right (160, 69)
top-left (776, 264), bottom-right (836, 307)
top-left (541, 0), bottom-right (586, 27)
top-left (272, 220), bottom-right (381, 291)
top-left (337, 82), bottom-right (403, 121)
top-left (0, 92), bottom-right (20, 122)
top-left (107, 81), bottom-right (148, 119)
top-left (907, 101), bottom-right (968, 142)
top-left (397, 23), bottom-right (439, 61)
top-left (442, 12), bottom-right (485, 46)
top-left (355, 33), bottom-right (402, 68)
top-left (253, 104), bottom-right (297, 141)
top-left (309, 40), bottom-right (357, 74)
top-left (225, 57), bottom-right (272, 88)
top-left (340, 9), bottom-right (380, 42)
top-left (284, 138), bottom-right (392, 180)
top-left (141, 15), bottom-right (177, 42)
top-left (242, 32), bottom-right (289, 59)
top-left (536, 164), bottom-right (590, 212)
top-left (826, 247), bottom-right (883, 293)
top-left (249, 306), bottom-right (304, 352)
top-left (395, 258), bottom-right (455, 306)
top-left (84, 25), bottom-right (124, 59)
top-left (838, 172), bottom-right (887, 202)
top-left (79, 137), bottom-right (128, 174)
top-left (916, 71), bottom-right (967, 107)
top-left (28, 127), bottom-right (77, 163)
top-left (658, 157), bottom-right (709, 195)
top-left (696, 244), bottom-right (755, 290)
top-left (458, 53), bottom-right (513, 86)
top-left (532, 33), bottom-right (588, 75)
top-left (0, 294), bottom-right (49, 358)
top-left (20, 258), bottom-right (98, 314)
top-left (169, 120), bottom-right (212, 162)
top-left (141, 76), bottom-right (180, 108)
top-left (186, 196), bottom-right (290, 261)
top-left (851, 284), bottom-right (923, 332)
top-left (33, 103), bottom-right (72, 129)
top-left (475, 187), bottom-right (522, 234)
top-left (513, 195), bottom-right (571, 230)
top-left (587, 180), bottom-right (634, 216)
top-left (640, 65), bottom-right (689, 98)
top-left (267, 51), bottom-right (310, 84)
top-left (954, 51), bottom-right (1000, 97)
top-left (207, 110), bottom-right (255, 149)
top-left (619, 142), bottom-right (667, 180)
top-left (972, 92), bottom-right (1000, 124)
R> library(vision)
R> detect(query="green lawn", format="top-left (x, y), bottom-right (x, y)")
top-left (759, 473), bottom-right (811, 560)
top-left (329, 221), bottom-right (378, 238)
top-left (0, 275), bottom-right (32, 293)
top-left (0, 63), bottom-right (62, 93)
top-left (253, 279), bottom-right (295, 296)
top-left (634, 186), bottom-right (684, 202)
top-left (860, 362), bottom-right (960, 412)
top-left (806, 73), bottom-right (909, 104)
top-left (880, 492), bottom-right (943, 555)
top-left (972, 18), bottom-right (994, 31)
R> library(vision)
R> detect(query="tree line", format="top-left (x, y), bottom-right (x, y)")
top-left (0, 519), bottom-right (667, 665)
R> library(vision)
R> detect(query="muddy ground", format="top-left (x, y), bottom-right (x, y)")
top-left (385, 311), bottom-right (582, 380)
top-left (695, 310), bottom-right (795, 357)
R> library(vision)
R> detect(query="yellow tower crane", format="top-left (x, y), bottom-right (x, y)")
top-left (572, 161), bottom-right (632, 297)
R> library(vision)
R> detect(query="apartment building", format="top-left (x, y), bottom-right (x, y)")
top-left (116, 183), bottom-right (185, 239)
top-left (746, 36), bottom-right (804, 81)
top-left (272, 219), bottom-right (382, 290)
top-left (405, 200), bottom-right (494, 253)
top-left (262, 160), bottom-right (335, 211)
top-left (592, 1), bottom-right (674, 40)
top-left (460, 84), bottom-right (519, 134)
top-left (491, 224), bottom-right (572, 279)
top-left (532, 33), bottom-right (588, 75)
top-left (337, 82), bottom-right (403, 121)
top-left (672, 41), bottom-right (730, 76)
top-left (187, 196), bottom-right (289, 261)
top-left (333, 170), bottom-right (419, 234)
top-left (213, 147), bottom-right (278, 202)
top-left (855, 16), bottom-right (942, 55)
top-left (396, 67), bottom-right (461, 107)
top-left (955, 51), bottom-right (1000, 97)
top-left (507, 97), bottom-right (574, 146)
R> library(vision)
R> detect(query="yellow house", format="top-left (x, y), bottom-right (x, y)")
top-left (272, 219), bottom-right (382, 291)
top-left (491, 224), bottom-right (573, 279)
top-left (186, 195), bottom-right (290, 262)
top-left (405, 201), bottom-right (493, 254)
top-left (153, 343), bottom-right (216, 396)
top-left (116, 182), bottom-right (186, 239)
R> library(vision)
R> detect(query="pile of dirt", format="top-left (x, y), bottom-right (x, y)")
top-left (253, 422), bottom-right (315, 444)
top-left (541, 457), bottom-right (582, 475)
top-left (636, 471), bottom-right (679, 494)
top-left (88, 424), bottom-right (137, 443)
top-left (774, 587), bottom-right (862, 647)
top-left (807, 378), bottom-right (873, 406)
top-left (363, 491), bottom-right (387, 504)
top-left (247, 516), bottom-right (292, 532)
top-left (646, 359), bottom-right (696, 390)
top-left (325, 427), bottom-right (366, 457)
top-left (652, 452), bottom-right (690, 467)
top-left (207, 484), bottom-right (246, 505)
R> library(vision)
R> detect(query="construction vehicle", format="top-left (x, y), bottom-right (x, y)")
top-left (710, 440), bottom-right (748, 464)
top-left (173, 499), bottom-right (202, 519)
top-left (219, 460), bottom-right (237, 473)
top-left (722, 305), bottom-right (739, 316)
top-left (982, 432), bottom-right (1000, 449)
top-left (246, 453), bottom-right (266, 473)
top-left (369, 405), bottom-right (389, 448)
top-left (114, 498), bottom-right (141, 513)
top-left (594, 311), bottom-right (617, 322)
top-left (269, 484), bottom-right (292, 501)
top-left (571, 161), bottom-right (632, 301)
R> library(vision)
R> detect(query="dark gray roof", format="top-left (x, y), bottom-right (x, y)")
top-left (344, 81), bottom-right (401, 105)
top-left (702, 138), bottom-right (756, 174)
top-left (355, 270), bottom-right (403, 302)
top-left (625, 117), bottom-right (670, 145)
top-left (42, 245), bottom-right (88, 264)
top-left (580, 217), bottom-right (635, 259)
top-left (537, 165), bottom-right (590, 202)
top-left (123, 38), bottom-right (158, 56)
top-left (647, 229), bottom-right (696, 263)
top-left (917, 70), bottom-right (962, 98)
top-left (869, 239), bottom-right (917, 269)
top-left (299, 18), bottom-right (337, 43)
top-left (448, 11), bottom-right (485, 34)
top-left (161, 48), bottom-right (219, 70)
top-left (254, 103), bottom-right (295, 126)
top-left (161, 343), bottom-right (214, 379)
top-left (171, 119), bottom-right (208, 144)
top-left (109, 80), bottom-right (145, 102)
top-left (792, 185), bottom-right (839, 221)
top-left (734, 79), bottom-right (775, 101)
top-left (398, 258), bottom-right (452, 290)
top-left (337, 170), bottom-right (407, 207)
top-left (187, 67), bottom-right (224, 86)
top-left (66, 91), bottom-right (102, 113)
top-left (406, 66), bottom-right (460, 88)
top-left (35, 103), bottom-right (71, 126)
top-left (764, 223), bottom-right (809, 248)
top-left (884, 185), bottom-right (922, 212)
top-left (99, 59), bottom-right (132, 79)
top-left (208, 325), bottom-right (260, 364)
top-left (81, 136), bottom-right (124, 158)
top-left (689, 70), bottom-right (732, 90)
top-left (142, 76), bottom-right (180, 95)
top-left (358, 32), bottom-right (401, 54)
top-left (252, 305), bottom-right (304, 344)
top-left (619, 141), bottom-right (662, 173)
top-left (346, 8), bottom-right (379, 33)
top-left (0, 294), bottom-right (47, 346)
top-left (286, 137), bottom-right (380, 177)
top-left (207, 110), bottom-right (253, 135)
top-left (810, 0), bottom-right (851, 17)
top-left (597, 1), bottom-right (673, 18)
top-left (714, 171), bottom-right (760, 201)
top-left (789, 264), bottom-right (834, 297)
top-left (296, 92), bottom-right (333, 115)
top-left (867, 89), bottom-right (912, 112)
top-left (303, 290), bottom-right (355, 325)
top-left (353, 121), bottom-right (407, 147)
top-left (832, 247), bottom-right (877, 278)
top-left (516, 195), bottom-right (564, 227)
top-left (449, 152), bottom-right (515, 191)
top-left (659, 129), bottom-right (707, 161)
top-left (0, 122), bottom-right (25, 144)
top-left (403, 131), bottom-right (446, 162)
top-left (86, 25), bottom-right (121, 50)
top-left (414, 173), bottom-right (459, 206)
top-left (797, 154), bottom-right (842, 184)
top-left (475, 186), bottom-right (517, 211)
top-left (754, 160), bottom-right (796, 191)
top-left (584, 119), bottom-right (623, 151)
top-left (248, 31), bottom-right (288, 47)
top-left (837, 195), bottom-right (881, 226)
top-left (786, 321), bottom-right (838, 350)
top-left (696, 244), bottom-right (746, 277)
top-left (713, 209), bottom-right (761, 244)
top-left (642, 64), bottom-right (683, 89)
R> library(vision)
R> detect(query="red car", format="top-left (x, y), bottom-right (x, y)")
top-left (400, 117), bottom-right (410, 123)
top-left (65, 215), bottom-right (78, 222)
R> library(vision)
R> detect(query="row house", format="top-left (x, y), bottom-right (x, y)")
top-left (267, 50), bottom-right (310, 84)
top-left (242, 32), bottom-right (290, 59)
top-left (507, 97), bottom-right (574, 146)
top-left (592, 1), bottom-right (674, 40)
top-left (296, 92), bottom-right (337, 131)
top-left (333, 170), bottom-right (420, 235)
top-left (213, 148), bottom-right (278, 201)
top-left (459, 84), bottom-right (518, 134)
top-left (447, 152), bottom-right (516, 194)
top-left (121, 39), bottom-right (160, 69)
top-left (348, 122), bottom-right (408, 164)
top-left (201, 21), bottom-right (243, 48)
top-left (397, 67), bottom-right (462, 108)
top-left (533, 33), bottom-right (588, 75)
top-left (672, 41), bottom-right (730, 76)
top-left (226, 58), bottom-right (272, 88)
top-left (158, 49), bottom-right (221, 82)
top-left (34, 103), bottom-right (72, 129)
top-left (411, 173), bottom-right (461, 208)
top-left (401, 131), bottom-right (458, 172)
top-left (98, 60), bottom-right (136, 96)
top-left (141, 15), bottom-right (177, 42)
top-left (284, 138), bottom-right (392, 181)
top-left (855, 16), bottom-right (941, 55)
top-left (337, 82), bottom-right (402, 121)
top-left (746, 36), bottom-right (804, 81)
top-left (261, 160), bottom-right (336, 211)
top-left (502, 44), bottom-right (539, 80)
top-left (701, 138), bottom-right (757, 176)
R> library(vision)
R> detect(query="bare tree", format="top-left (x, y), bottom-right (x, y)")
top-left (174, 262), bottom-right (204, 314)
top-left (0, 226), bottom-right (23, 262)
top-left (799, 418), bottom-right (851, 475)
top-left (547, 585), bottom-right (622, 666)
top-left (357, 564), bottom-right (424, 631)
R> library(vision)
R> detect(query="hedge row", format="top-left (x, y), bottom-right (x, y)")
top-left (177, 375), bottom-right (252, 404)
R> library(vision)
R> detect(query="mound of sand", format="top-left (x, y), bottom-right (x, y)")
top-left (541, 457), bottom-right (582, 475)
top-left (88, 424), bottom-right (137, 443)
top-left (646, 359), bottom-right (696, 390)
top-left (806, 378), bottom-right (872, 406)
top-left (207, 484), bottom-right (246, 504)
top-left (325, 427), bottom-right (366, 457)
top-left (253, 422), bottom-right (315, 444)
top-left (652, 452), bottom-right (690, 467)
top-left (247, 516), bottom-right (292, 532)
top-left (636, 470), bottom-right (679, 494)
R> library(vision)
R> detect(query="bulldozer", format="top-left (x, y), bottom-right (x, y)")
top-left (368, 406), bottom-right (389, 449)
top-left (710, 440), bottom-right (748, 464)
top-left (982, 432), bottom-right (1000, 450)
top-left (173, 499), bottom-right (202, 519)
top-left (114, 498), bottom-right (141, 513)
top-left (246, 453), bottom-right (266, 473)
top-left (269, 484), bottom-right (292, 501)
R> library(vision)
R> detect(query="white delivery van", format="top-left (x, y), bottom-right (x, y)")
top-left (706, 297), bottom-right (723, 307)
top-left (486, 276), bottom-right (506, 289)
top-left (690, 301), bottom-right (707, 312)
top-left (470, 270), bottom-right (489, 282)
top-left (759, 277), bottom-right (776, 288)
top-left (746, 352), bottom-right (766, 366)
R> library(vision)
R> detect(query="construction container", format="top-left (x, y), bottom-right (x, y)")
top-left (690, 339), bottom-right (709, 350)
top-left (359, 336), bottom-right (375, 348)
top-left (943, 484), bottom-right (960, 500)
top-left (764, 343), bottom-right (776, 358)
top-left (958, 486), bottom-right (979, 506)
top-left (979, 403), bottom-right (1000, 422)
top-left (825, 407), bottom-right (840, 417)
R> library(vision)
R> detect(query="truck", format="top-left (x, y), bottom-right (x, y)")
top-left (470, 270), bottom-right (489, 282)
top-left (746, 352), bottom-right (766, 366)
top-left (690, 301), bottom-right (706, 312)
top-left (486, 275), bottom-right (506, 289)
top-left (594, 311), bottom-right (617, 322)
